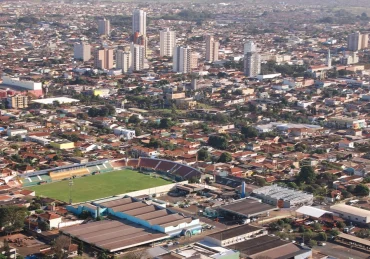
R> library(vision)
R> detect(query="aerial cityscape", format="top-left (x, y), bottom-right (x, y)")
top-left (1, 0), bottom-right (370, 258)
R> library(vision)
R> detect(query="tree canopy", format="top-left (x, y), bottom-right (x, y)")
top-left (354, 184), bottom-right (370, 196)
top-left (218, 152), bottom-right (232, 163)
top-left (207, 135), bottom-right (228, 150)
top-left (0, 206), bottom-right (28, 234)
top-left (297, 166), bottom-right (316, 184)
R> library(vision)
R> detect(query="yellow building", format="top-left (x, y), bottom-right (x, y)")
top-left (93, 89), bottom-right (110, 97)
top-left (50, 140), bottom-right (75, 150)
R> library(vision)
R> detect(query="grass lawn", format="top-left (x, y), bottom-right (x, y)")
top-left (27, 170), bottom-right (170, 203)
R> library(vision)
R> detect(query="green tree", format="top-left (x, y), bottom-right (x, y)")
top-left (303, 229), bottom-right (314, 240)
top-left (297, 166), bottom-right (316, 184)
top-left (241, 126), bottom-right (258, 138)
top-left (329, 229), bottom-right (340, 236)
top-left (287, 182), bottom-right (298, 189)
top-left (218, 152), bottom-right (232, 163)
top-left (308, 240), bottom-right (317, 247)
top-left (73, 149), bottom-right (83, 157)
top-left (134, 127), bottom-right (142, 137)
top-left (336, 221), bottom-right (346, 229)
top-left (256, 177), bottom-right (266, 187)
top-left (38, 221), bottom-right (50, 231)
top-left (207, 135), bottom-right (228, 150)
top-left (128, 114), bottom-right (140, 124)
top-left (159, 118), bottom-right (173, 129)
top-left (318, 232), bottom-right (327, 241)
top-left (354, 184), bottom-right (370, 196)
top-left (312, 222), bottom-right (322, 231)
top-left (0, 206), bottom-right (28, 234)
top-left (197, 148), bottom-right (209, 161)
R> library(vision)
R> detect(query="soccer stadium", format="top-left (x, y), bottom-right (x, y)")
top-left (23, 157), bottom-right (202, 203)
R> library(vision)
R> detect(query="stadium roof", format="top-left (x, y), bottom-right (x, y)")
top-left (61, 219), bottom-right (168, 252)
top-left (217, 198), bottom-right (276, 218)
top-left (296, 206), bottom-right (332, 218)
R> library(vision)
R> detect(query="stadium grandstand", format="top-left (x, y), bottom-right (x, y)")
top-left (20, 157), bottom-right (202, 187)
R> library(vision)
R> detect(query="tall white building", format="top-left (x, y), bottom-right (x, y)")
top-left (73, 42), bottom-right (91, 62)
top-left (347, 32), bottom-right (369, 51)
top-left (205, 35), bottom-right (219, 62)
top-left (244, 41), bottom-right (261, 77)
top-left (244, 41), bottom-right (257, 54)
top-left (173, 46), bottom-right (192, 73)
top-left (160, 28), bottom-right (176, 57)
top-left (132, 9), bottom-right (147, 35)
top-left (326, 49), bottom-right (332, 68)
top-left (116, 49), bottom-right (132, 73)
top-left (98, 18), bottom-right (111, 36)
top-left (130, 43), bottom-right (145, 71)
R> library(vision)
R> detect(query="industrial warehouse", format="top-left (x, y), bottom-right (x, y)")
top-left (63, 196), bottom-right (201, 253)
top-left (252, 185), bottom-right (314, 208)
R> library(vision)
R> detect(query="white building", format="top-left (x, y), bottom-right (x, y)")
top-left (244, 41), bottom-right (257, 54)
top-left (173, 46), bottom-right (192, 73)
top-left (205, 35), bottom-right (219, 62)
top-left (2, 76), bottom-right (42, 91)
top-left (73, 42), bottom-right (91, 62)
top-left (341, 51), bottom-right (359, 65)
top-left (7, 129), bottom-right (28, 137)
top-left (330, 204), bottom-right (370, 224)
top-left (252, 185), bottom-right (313, 208)
top-left (244, 52), bottom-right (261, 77)
top-left (116, 50), bottom-right (132, 73)
top-left (347, 32), bottom-right (368, 51)
top-left (130, 43), bottom-right (145, 71)
top-left (27, 135), bottom-right (50, 146)
top-left (132, 9), bottom-right (146, 35)
top-left (113, 127), bottom-right (136, 139)
top-left (98, 18), bottom-right (110, 36)
top-left (160, 28), bottom-right (176, 57)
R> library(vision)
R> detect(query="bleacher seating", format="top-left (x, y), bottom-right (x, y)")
top-left (156, 160), bottom-right (177, 172)
top-left (124, 157), bottom-right (202, 181)
top-left (111, 159), bottom-right (127, 168)
top-left (50, 168), bottom-right (89, 181)
top-left (127, 159), bottom-right (139, 168)
top-left (40, 175), bottom-right (52, 183)
top-left (101, 162), bottom-right (113, 172)
top-left (87, 165), bottom-right (100, 174)
top-left (21, 177), bottom-right (33, 187)
top-left (139, 158), bottom-right (161, 170)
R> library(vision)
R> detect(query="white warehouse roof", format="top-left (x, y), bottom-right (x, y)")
top-left (31, 97), bottom-right (79, 104)
top-left (296, 206), bottom-right (331, 218)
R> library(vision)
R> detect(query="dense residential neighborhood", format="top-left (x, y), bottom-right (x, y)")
top-left (1, 0), bottom-right (370, 258)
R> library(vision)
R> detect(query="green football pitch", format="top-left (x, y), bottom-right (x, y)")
top-left (27, 170), bottom-right (170, 203)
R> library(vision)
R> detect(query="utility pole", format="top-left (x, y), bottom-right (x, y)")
top-left (69, 179), bottom-right (74, 204)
